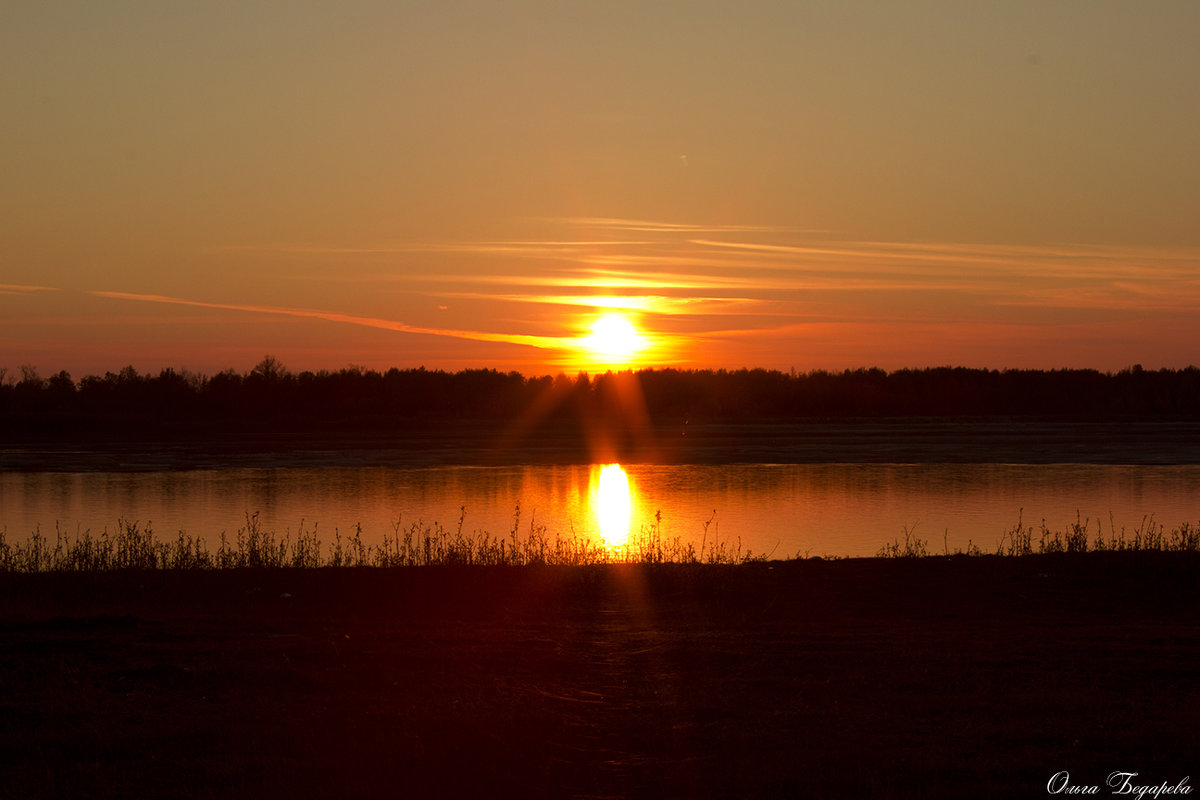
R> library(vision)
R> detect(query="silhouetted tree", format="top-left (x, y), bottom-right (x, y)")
top-left (4, 363), bottom-right (1200, 443)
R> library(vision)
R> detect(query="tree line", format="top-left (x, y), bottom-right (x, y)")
top-left (2, 359), bottom-right (1199, 438)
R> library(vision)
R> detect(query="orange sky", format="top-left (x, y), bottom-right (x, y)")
top-left (3, 2), bottom-right (1199, 377)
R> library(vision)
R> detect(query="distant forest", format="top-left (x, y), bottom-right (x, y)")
top-left (3, 359), bottom-right (1199, 440)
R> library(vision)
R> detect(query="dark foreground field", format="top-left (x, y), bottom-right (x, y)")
top-left (1, 555), bottom-right (1197, 799)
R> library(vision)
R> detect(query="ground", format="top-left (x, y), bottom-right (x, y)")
top-left (1, 554), bottom-right (1197, 799)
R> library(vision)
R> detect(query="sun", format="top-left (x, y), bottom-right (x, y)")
top-left (580, 313), bottom-right (646, 362)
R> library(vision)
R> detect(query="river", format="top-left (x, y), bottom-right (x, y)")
top-left (3, 462), bottom-right (1198, 558)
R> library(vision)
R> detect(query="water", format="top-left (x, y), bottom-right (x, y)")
top-left (3, 463), bottom-right (1199, 558)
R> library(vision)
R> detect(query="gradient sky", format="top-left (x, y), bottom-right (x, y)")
top-left (3, 1), bottom-right (1199, 377)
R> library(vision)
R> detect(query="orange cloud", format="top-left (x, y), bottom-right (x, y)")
top-left (89, 291), bottom-right (575, 351)
top-left (549, 217), bottom-right (809, 234)
top-left (0, 283), bottom-right (59, 295)
top-left (433, 292), bottom-right (766, 316)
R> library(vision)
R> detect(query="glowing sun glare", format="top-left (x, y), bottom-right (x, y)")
top-left (595, 464), bottom-right (632, 547)
top-left (581, 313), bottom-right (646, 362)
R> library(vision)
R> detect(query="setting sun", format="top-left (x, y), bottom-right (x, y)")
top-left (579, 313), bottom-right (646, 364)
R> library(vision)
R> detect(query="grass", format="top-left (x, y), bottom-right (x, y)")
top-left (0, 506), bottom-right (767, 572)
top-left (878, 509), bottom-right (1200, 558)
top-left (2, 506), bottom-right (1198, 572)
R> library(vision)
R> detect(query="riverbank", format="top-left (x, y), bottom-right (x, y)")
top-left (1, 554), bottom-right (1197, 798)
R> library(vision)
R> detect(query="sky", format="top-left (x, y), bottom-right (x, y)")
top-left (3, 0), bottom-right (1199, 378)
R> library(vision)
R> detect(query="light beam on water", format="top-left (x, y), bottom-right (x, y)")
top-left (593, 464), bottom-right (632, 547)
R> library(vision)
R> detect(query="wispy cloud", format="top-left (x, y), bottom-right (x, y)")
top-left (548, 217), bottom-right (812, 234)
top-left (214, 241), bottom-right (652, 257)
top-left (433, 292), bottom-right (768, 316)
top-left (90, 291), bottom-right (575, 350)
top-left (216, 228), bottom-right (1200, 345)
top-left (0, 283), bottom-right (59, 295)
top-left (992, 280), bottom-right (1200, 312)
top-left (692, 238), bottom-right (1200, 280)
top-left (404, 266), bottom-right (1016, 296)
top-left (393, 270), bottom-right (775, 291)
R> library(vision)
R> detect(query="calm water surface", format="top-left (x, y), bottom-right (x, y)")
top-left (4, 464), bottom-right (1199, 557)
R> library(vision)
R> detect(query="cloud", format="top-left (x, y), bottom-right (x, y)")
top-left (392, 269), bottom-right (768, 291)
top-left (0, 283), bottom-right (59, 295)
top-left (547, 217), bottom-right (812, 234)
top-left (218, 229), bottom-right (1200, 328)
top-left (432, 291), bottom-right (768, 316)
top-left (89, 291), bottom-right (575, 351)
top-left (214, 241), bottom-right (652, 257)
top-left (691, 238), bottom-right (1200, 280)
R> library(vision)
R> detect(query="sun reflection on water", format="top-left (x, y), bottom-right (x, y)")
top-left (593, 464), bottom-right (632, 547)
